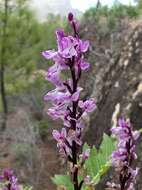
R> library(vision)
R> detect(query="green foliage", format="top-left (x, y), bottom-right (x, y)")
top-left (52, 175), bottom-right (74, 190)
top-left (38, 119), bottom-right (48, 139)
top-left (84, 3), bottom-right (140, 35)
top-left (83, 134), bottom-right (115, 187)
top-left (0, 98), bottom-right (2, 112)
top-left (52, 134), bottom-right (115, 190)
top-left (0, 1), bottom-right (68, 100)
top-left (85, 3), bottom-right (140, 19)
top-left (136, 0), bottom-right (142, 9)
top-left (11, 143), bottom-right (33, 161)
top-left (21, 185), bottom-right (33, 190)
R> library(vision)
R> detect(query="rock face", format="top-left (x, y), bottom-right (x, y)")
top-left (82, 24), bottom-right (142, 189)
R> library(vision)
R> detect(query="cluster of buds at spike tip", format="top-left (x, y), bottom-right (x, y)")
top-left (0, 169), bottom-right (19, 190)
top-left (42, 12), bottom-right (96, 190)
top-left (106, 118), bottom-right (140, 190)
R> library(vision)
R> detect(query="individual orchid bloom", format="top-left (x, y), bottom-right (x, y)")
top-left (42, 28), bottom-right (90, 60)
top-left (52, 128), bottom-right (67, 143)
top-left (44, 63), bottom-right (65, 87)
top-left (52, 128), bottom-right (71, 155)
top-left (67, 129), bottom-right (82, 146)
top-left (77, 40), bottom-right (90, 53)
top-left (56, 34), bottom-right (90, 58)
top-left (71, 87), bottom-right (83, 102)
top-left (76, 120), bottom-right (85, 129)
top-left (58, 35), bottom-right (78, 58)
top-left (80, 60), bottom-right (90, 71)
top-left (78, 99), bottom-right (96, 113)
top-left (42, 50), bottom-right (58, 60)
top-left (129, 167), bottom-right (139, 179)
top-left (56, 29), bottom-right (65, 51)
top-left (111, 151), bottom-right (127, 167)
top-left (44, 88), bottom-right (71, 105)
top-left (10, 176), bottom-right (19, 190)
top-left (74, 58), bottom-right (90, 73)
top-left (47, 104), bottom-right (67, 120)
top-left (46, 87), bottom-right (82, 106)
top-left (79, 149), bottom-right (90, 161)
top-left (46, 71), bottom-right (63, 87)
top-left (47, 62), bottom-right (66, 75)
top-left (42, 29), bottom-right (77, 59)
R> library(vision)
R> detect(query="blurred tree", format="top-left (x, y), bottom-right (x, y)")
top-left (0, 0), bottom-right (9, 129)
top-left (96, 0), bottom-right (101, 9)
top-left (0, 0), bottom-right (68, 124)
top-left (136, 0), bottom-right (142, 8)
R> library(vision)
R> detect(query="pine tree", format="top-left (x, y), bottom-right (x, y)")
top-left (0, 0), bottom-right (9, 129)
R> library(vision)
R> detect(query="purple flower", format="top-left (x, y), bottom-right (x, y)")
top-left (67, 129), bottom-right (82, 146)
top-left (68, 12), bottom-right (74, 22)
top-left (78, 99), bottom-right (96, 113)
top-left (71, 87), bottom-right (83, 101)
top-left (110, 118), bottom-right (140, 190)
top-left (44, 86), bottom-right (83, 121)
top-left (44, 88), bottom-right (71, 105)
top-left (77, 40), bottom-right (90, 53)
top-left (42, 29), bottom-right (89, 60)
top-left (42, 30), bottom-right (77, 59)
top-left (52, 128), bottom-right (70, 155)
top-left (79, 149), bottom-right (90, 161)
top-left (58, 36), bottom-right (78, 58)
top-left (0, 169), bottom-right (19, 190)
top-left (47, 104), bottom-right (67, 120)
top-left (42, 50), bottom-right (58, 59)
top-left (80, 60), bottom-right (90, 70)
top-left (52, 128), bottom-right (82, 156)
top-left (42, 13), bottom-right (96, 190)
top-left (52, 128), bottom-right (67, 142)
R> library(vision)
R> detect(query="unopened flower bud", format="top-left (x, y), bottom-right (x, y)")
top-left (68, 12), bottom-right (74, 22)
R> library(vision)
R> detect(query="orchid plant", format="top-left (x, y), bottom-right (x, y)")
top-left (42, 13), bottom-right (140, 190)
top-left (0, 13), bottom-right (140, 190)
top-left (42, 12), bottom-right (96, 190)
top-left (107, 118), bottom-right (140, 190)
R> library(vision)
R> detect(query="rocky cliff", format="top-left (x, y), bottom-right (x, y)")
top-left (82, 22), bottom-right (142, 189)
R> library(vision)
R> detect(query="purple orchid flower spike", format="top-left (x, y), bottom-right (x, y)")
top-left (107, 118), bottom-right (140, 190)
top-left (42, 12), bottom-right (96, 190)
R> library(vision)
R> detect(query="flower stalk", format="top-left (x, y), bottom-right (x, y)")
top-left (107, 118), bottom-right (140, 190)
top-left (42, 13), bottom-right (96, 190)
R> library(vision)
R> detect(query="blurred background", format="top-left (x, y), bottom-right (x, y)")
top-left (0, 0), bottom-right (142, 189)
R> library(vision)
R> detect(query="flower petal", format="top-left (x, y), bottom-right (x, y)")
top-left (42, 50), bottom-right (57, 59)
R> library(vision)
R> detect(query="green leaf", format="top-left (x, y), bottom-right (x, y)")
top-left (52, 175), bottom-right (74, 190)
top-left (21, 185), bottom-right (32, 190)
top-left (84, 133), bottom-right (115, 186)
top-left (83, 142), bottom-right (90, 152)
